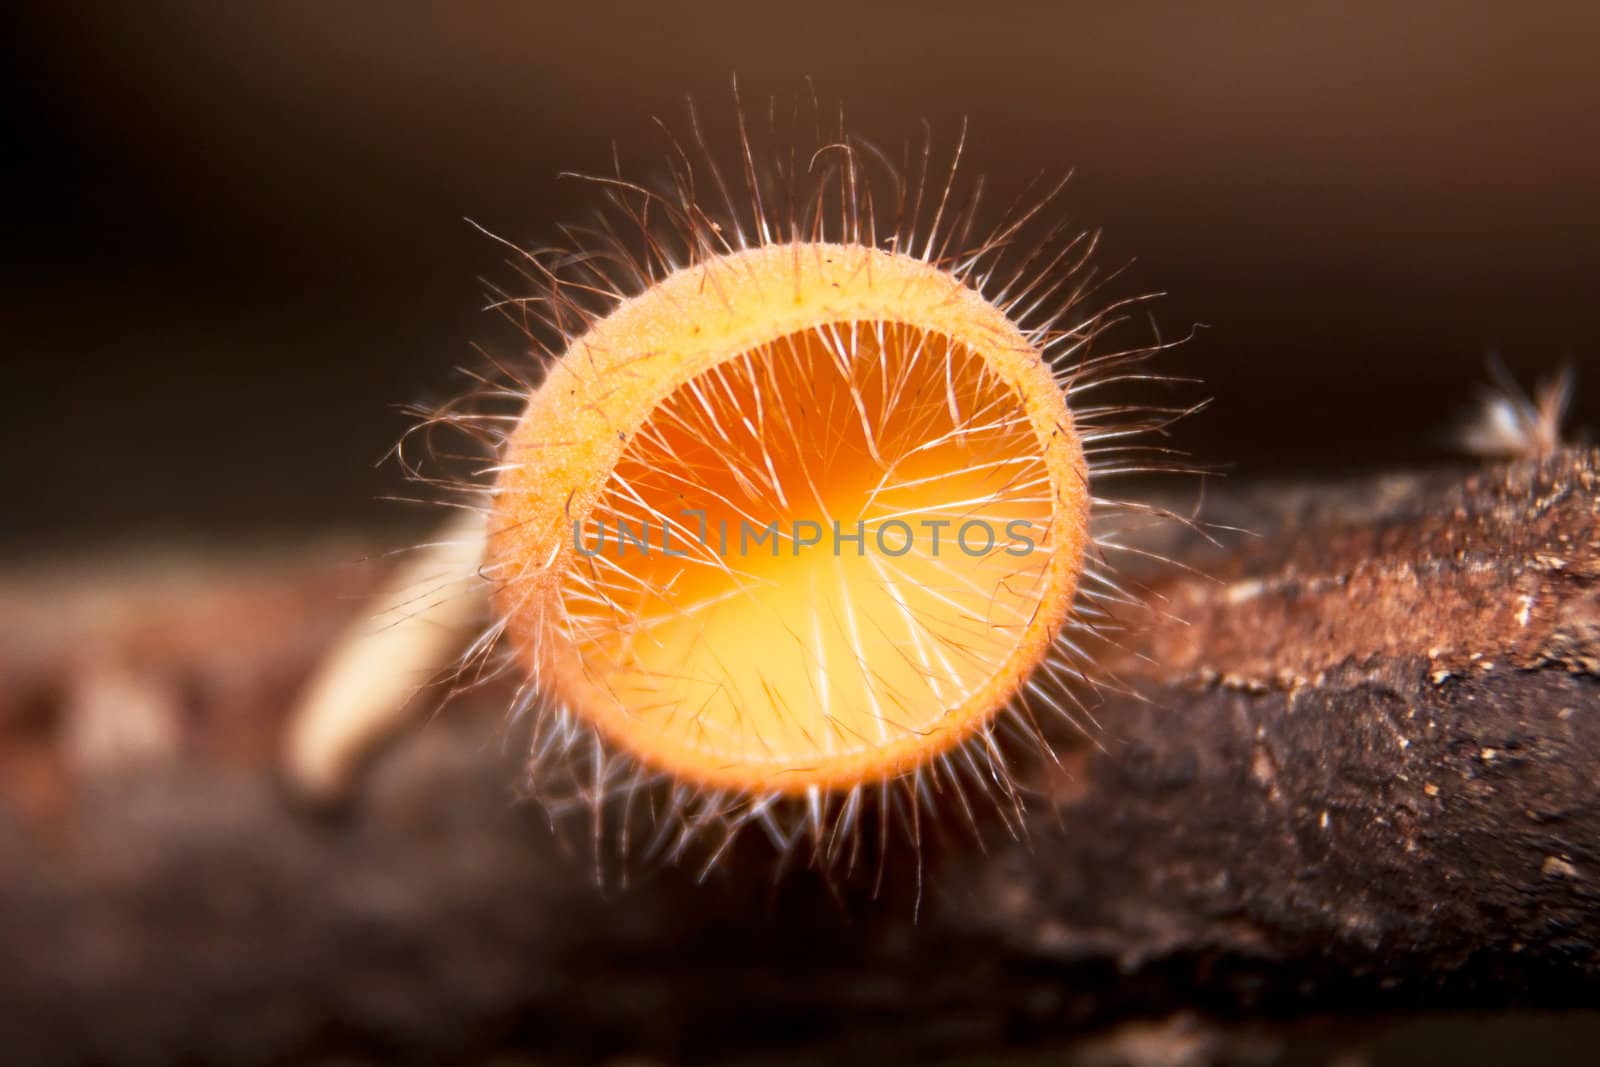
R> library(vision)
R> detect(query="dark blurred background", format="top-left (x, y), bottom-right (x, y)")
top-left (7, 1), bottom-right (1599, 553)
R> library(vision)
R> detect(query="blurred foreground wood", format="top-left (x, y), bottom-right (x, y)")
top-left (1, 452), bottom-right (1597, 1066)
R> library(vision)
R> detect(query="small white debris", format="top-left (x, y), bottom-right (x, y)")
top-left (1456, 363), bottom-right (1573, 461)
top-left (1542, 855), bottom-right (1580, 879)
top-left (1224, 578), bottom-right (1266, 604)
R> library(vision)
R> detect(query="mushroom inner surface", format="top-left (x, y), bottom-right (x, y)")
top-left (557, 320), bottom-right (1056, 780)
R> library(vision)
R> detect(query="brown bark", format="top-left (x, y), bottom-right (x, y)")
top-left (1, 453), bottom-right (1597, 1065)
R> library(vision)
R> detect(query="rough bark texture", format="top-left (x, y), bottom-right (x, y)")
top-left (1, 452), bottom-right (1597, 1066)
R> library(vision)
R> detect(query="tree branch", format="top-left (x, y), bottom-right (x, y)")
top-left (1, 452), bottom-right (1596, 1064)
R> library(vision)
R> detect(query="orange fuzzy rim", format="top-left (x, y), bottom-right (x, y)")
top-left (489, 241), bottom-right (1089, 795)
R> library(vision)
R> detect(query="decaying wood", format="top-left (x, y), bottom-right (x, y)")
top-left (0, 453), bottom-right (1596, 1065)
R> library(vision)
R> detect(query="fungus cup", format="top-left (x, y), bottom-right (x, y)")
top-left (401, 92), bottom-right (1195, 879)
top-left (494, 241), bottom-right (1089, 798)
